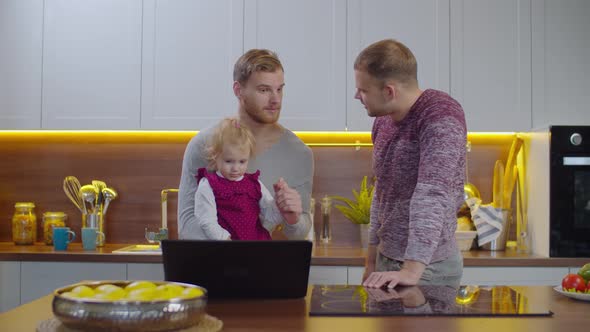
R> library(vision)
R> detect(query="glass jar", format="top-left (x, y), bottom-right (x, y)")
top-left (320, 196), bottom-right (332, 243)
top-left (12, 202), bottom-right (37, 245)
top-left (43, 212), bottom-right (67, 245)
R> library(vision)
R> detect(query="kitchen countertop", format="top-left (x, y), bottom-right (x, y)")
top-left (1, 242), bottom-right (588, 267)
top-left (0, 286), bottom-right (588, 332)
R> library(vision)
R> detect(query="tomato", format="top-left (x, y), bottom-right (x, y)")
top-left (562, 273), bottom-right (587, 293)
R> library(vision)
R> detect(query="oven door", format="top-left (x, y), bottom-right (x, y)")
top-left (550, 155), bottom-right (590, 257)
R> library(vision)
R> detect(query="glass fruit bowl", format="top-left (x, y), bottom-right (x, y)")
top-left (52, 280), bottom-right (207, 332)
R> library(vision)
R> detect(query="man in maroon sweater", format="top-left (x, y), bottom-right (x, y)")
top-left (354, 39), bottom-right (467, 289)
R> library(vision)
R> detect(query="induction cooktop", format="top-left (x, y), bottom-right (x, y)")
top-left (309, 285), bottom-right (553, 317)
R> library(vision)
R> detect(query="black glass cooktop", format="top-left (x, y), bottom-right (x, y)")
top-left (309, 285), bottom-right (553, 317)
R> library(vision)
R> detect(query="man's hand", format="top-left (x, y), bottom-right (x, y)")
top-left (362, 260), bottom-right (426, 289)
top-left (273, 177), bottom-right (302, 225)
top-left (363, 245), bottom-right (377, 282)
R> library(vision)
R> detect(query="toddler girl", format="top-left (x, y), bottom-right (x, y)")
top-left (194, 117), bottom-right (293, 240)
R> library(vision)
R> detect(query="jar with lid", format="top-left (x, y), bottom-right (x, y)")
top-left (12, 202), bottom-right (37, 245)
top-left (43, 212), bottom-right (67, 245)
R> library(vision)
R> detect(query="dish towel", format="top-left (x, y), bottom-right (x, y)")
top-left (465, 198), bottom-right (504, 246)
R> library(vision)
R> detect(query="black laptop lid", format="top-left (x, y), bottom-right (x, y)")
top-left (161, 240), bottom-right (312, 299)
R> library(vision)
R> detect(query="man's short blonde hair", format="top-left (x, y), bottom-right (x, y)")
top-left (354, 39), bottom-right (418, 86)
top-left (205, 117), bottom-right (256, 170)
top-left (233, 49), bottom-right (284, 85)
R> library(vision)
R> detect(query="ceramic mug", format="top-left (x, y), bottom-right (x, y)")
top-left (81, 227), bottom-right (105, 251)
top-left (53, 227), bottom-right (76, 251)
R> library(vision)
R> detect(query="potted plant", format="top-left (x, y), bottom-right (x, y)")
top-left (331, 176), bottom-right (374, 248)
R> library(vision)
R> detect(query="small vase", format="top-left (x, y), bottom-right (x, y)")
top-left (359, 223), bottom-right (369, 248)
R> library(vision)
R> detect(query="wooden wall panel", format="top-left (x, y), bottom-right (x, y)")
top-left (0, 135), bottom-right (508, 247)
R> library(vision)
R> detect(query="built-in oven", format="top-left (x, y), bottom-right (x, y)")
top-left (527, 125), bottom-right (590, 257)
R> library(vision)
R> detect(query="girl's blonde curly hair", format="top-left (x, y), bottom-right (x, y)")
top-left (205, 117), bottom-right (256, 171)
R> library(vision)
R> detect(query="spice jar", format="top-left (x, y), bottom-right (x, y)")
top-left (12, 202), bottom-right (37, 245)
top-left (43, 212), bottom-right (67, 245)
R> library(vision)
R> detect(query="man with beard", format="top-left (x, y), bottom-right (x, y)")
top-left (355, 39), bottom-right (466, 289)
top-left (178, 49), bottom-right (313, 240)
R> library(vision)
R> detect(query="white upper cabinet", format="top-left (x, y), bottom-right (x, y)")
top-left (243, 0), bottom-right (347, 131)
top-left (531, 0), bottom-right (590, 127)
top-left (41, 0), bottom-right (142, 129)
top-left (346, 0), bottom-right (451, 131)
top-left (0, 0), bottom-right (43, 129)
top-left (140, 0), bottom-right (244, 130)
top-left (450, 0), bottom-right (532, 132)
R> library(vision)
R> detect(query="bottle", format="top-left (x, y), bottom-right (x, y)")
top-left (12, 202), bottom-right (37, 245)
top-left (320, 196), bottom-right (332, 243)
top-left (42, 212), bottom-right (67, 245)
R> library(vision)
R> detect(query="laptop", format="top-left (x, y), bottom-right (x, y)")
top-left (161, 240), bottom-right (312, 299)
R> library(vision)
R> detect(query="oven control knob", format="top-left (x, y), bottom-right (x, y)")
top-left (570, 133), bottom-right (583, 146)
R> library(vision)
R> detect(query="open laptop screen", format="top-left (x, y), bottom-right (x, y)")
top-left (161, 240), bottom-right (312, 299)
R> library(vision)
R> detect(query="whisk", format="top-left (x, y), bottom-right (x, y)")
top-left (63, 176), bottom-right (84, 212)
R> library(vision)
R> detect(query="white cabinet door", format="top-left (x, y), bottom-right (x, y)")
top-left (347, 266), bottom-right (365, 285)
top-left (0, 0), bottom-right (43, 129)
top-left (41, 0), bottom-right (142, 129)
top-left (243, 0), bottom-right (347, 130)
top-left (309, 266), bottom-right (348, 285)
top-left (531, 1), bottom-right (590, 126)
top-left (462, 267), bottom-right (567, 286)
top-left (0, 261), bottom-right (21, 313)
top-left (450, 0), bottom-right (532, 132)
top-left (127, 263), bottom-right (165, 281)
top-left (20, 262), bottom-right (126, 304)
top-left (140, 0), bottom-right (244, 130)
top-left (346, 0), bottom-right (450, 131)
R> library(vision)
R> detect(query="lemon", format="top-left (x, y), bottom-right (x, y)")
top-left (70, 285), bottom-right (95, 298)
top-left (61, 291), bottom-right (81, 299)
top-left (94, 284), bottom-right (126, 300)
top-left (179, 287), bottom-right (204, 299)
top-left (127, 288), bottom-right (157, 301)
top-left (93, 292), bottom-right (125, 301)
top-left (125, 281), bottom-right (157, 293)
top-left (154, 283), bottom-right (185, 300)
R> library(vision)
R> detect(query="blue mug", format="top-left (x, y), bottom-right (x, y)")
top-left (53, 227), bottom-right (76, 251)
top-left (81, 227), bottom-right (105, 251)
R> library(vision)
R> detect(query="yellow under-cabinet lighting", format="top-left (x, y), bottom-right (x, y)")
top-left (0, 130), bottom-right (518, 146)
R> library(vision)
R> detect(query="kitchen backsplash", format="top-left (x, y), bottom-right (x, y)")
top-left (0, 132), bottom-right (514, 246)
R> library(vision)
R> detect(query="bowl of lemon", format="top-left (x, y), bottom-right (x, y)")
top-left (52, 280), bottom-right (207, 332)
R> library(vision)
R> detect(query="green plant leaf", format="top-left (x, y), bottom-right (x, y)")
top-left (330, 176), bottom-right (374, 225)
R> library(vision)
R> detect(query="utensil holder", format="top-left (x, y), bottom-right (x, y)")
top-left (481, 209), bottom-right (511, 251)
top-left (82, 212), bottom-right (105, 247)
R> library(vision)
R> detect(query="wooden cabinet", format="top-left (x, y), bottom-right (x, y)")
top-left (0, 0), bottom-right (43, 129)
top-left (19, 262), bottom-right (126, 304)
top-left (0, 261), bottom-right (20, 313)
top-left (243, 0), bottom-right (347, 130)
top-left (450, 0), bottom-right (532, 132)
top-left (140, 0), bottom-right (244, 130)
top-left (531, 0), bottom-right (590, 126)
top-left (41, 0), bottom-right (142, 129)
top-left (346, 0), bottom-right (451, 131)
